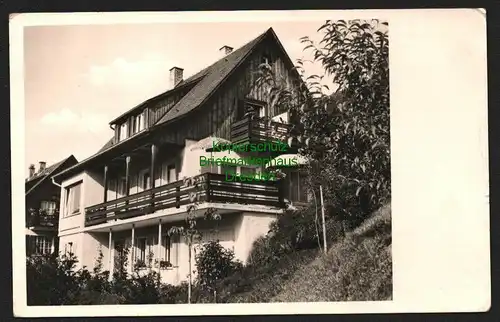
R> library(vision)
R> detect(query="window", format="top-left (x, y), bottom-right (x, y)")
top-left (64, 241), bottom-right (74, 256)
top-left (262, 54), bottom-right (270, 66)
top-left (142, 172), bottom-right (151, 190)
top-left (40, 201), bottom-right (57, 216)
top-left (220, 164), bottom-right (237, 176)
top-left (161, 235), bottom-right (171, 262)
top-left (289, 172), bottom-right (309, 203)
top-left (240, 167), bottom-right (256, 177)
top-left (119, 122), bottom-right (128, 141)
top-left (27, 236), bottom-right (53, 255)
top-left (135, 237), bottom-right (147, 262)
top-left (117, 177), bottom-right (127, 197)
top-left (64, 182), bottom-right (82, 217)
top-left (131, 112), bottom-right (145, 135)
top-left (167, 165), bottom-right (176, 183)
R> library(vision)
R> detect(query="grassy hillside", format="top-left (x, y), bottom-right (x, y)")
top-left (272, 203), bottom-right (392, 302)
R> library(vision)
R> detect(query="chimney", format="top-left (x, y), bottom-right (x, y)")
top-left (219, 45), bottom-right (233, 57)
top-left (169, 67), bottom-right (184, 88)
top-left (38, 161), bottom-right (46, 173)
top-left (29, 164), bottom-right (35, 178)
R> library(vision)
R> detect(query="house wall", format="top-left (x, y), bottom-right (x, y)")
top-left (58, 172), bottom-right (86, 236)
top-left (95, 211), bottom-right (276, 285)
top-left (233, 211), bottom-right (277, 264)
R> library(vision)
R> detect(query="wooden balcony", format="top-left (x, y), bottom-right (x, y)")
top-left (85, 173), bottom-right (285, 227)
top-left (230, 116), bottom-right (292, 146)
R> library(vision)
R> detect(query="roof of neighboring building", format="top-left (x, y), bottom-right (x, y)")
top-left (25, 155), bottom-right (78, 196)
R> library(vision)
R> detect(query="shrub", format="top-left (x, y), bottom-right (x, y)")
top-left (195, 240), bottom-right (242, 302)
top-left (271, 203), bottom-right (392, 302)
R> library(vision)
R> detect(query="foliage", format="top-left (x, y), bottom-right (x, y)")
top-left (26, 252), bottom-right (81, 305)
top-left (259, 19), bottom-right (390, 229)
top-left (195, 240), bottom-right (242, 299)
top-left (167, 175), bottom-right (221, 303)
top-left (272, 203), bottom-right (392, 302)
top-left (217, 249), bottom-right (319, 303)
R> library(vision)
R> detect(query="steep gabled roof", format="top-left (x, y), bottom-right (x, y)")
top-left (55, 27), bottom-right (300, 182)
top-left (25, 155), bottom-right (78, 196)
top-left (154, 28), bottom-right (269, 126)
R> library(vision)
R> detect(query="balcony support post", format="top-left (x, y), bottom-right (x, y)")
top-left (103, 165), bottom-right (108, 203)
top-left (125, 156), bottom-right (131, 207)
top-left (157, 219), bottom-right (162, 273)
top-left (125, 156), bottom-right (131, 196)
top-left (108, 228), bottom-right (113, 281)
top-left (130, 224), bottom-right (135, 273)
top-left (150, 143), bottom-right (157, 209)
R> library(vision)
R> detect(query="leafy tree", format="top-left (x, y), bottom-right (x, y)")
top-left (195, 240), bottom-right (242, 302)
top-left (260, 19), bottom-right (390, 230)
top-left (168, 175), bottom-right (221, 303)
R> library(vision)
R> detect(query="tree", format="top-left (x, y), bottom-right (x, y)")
top-left (259, 19), bottom-right (390, 230)
top-left (167, 175), bottom-right (220, 303)
top-left (195, 240), bottom-right (242, 302)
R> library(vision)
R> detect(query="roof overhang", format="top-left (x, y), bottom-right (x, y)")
top-left (53, 131), bottom-right (153, 183)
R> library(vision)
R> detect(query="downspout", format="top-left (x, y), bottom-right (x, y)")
top-left (51, 176), bottom-right (62, 188)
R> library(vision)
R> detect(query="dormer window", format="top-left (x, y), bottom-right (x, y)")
top-left (119, 122), bottom-right (128, 141)
top-left (131, 111), bottom-right (145, 135)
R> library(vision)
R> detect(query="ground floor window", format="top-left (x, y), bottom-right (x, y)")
top-left (27, 235), bottom-right (53, 255)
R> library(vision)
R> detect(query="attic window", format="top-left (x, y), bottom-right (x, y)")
top-left (262, 55), bottom-right (270, 66)
top-left (131, 111), bottom-right (145, 135)
top-left (119, 123), bottom-right (128, 141)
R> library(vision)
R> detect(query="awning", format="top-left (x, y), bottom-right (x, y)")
top-left (190, 136), bottom-right (232, 152)
top-left (264, 154), bottom-right (310, 169)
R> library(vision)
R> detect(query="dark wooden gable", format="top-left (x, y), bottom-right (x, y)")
top-left (154, 33), bottom-right (302, 145)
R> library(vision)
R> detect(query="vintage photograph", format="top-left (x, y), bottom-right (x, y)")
top-left (22, 17), bottom-right (391, 306)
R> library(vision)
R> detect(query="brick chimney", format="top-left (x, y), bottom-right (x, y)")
top-left (29, 164), bottom-right (35, 178)
top-left (169, 67), bottom-right (184, 88)
top-left (38, 161), bottom-right (46, 173)
top-left (219, 45), bottom-right (233, 57)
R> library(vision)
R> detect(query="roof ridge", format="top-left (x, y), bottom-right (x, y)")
top-left (154, 28), bottom-right (270, 126)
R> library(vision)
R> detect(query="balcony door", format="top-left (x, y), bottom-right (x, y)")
top-left (138, 170), bottom-right (151, 193)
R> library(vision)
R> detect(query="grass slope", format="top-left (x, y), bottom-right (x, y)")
top-left (272, 203), bottom-right (392, 302)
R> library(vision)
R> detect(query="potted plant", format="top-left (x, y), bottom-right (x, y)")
top-left (134, 259), bottom-right (146, 270)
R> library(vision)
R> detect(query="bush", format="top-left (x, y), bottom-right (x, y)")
top-left (272, 203), bottom-right (392, 302)
top-left (195, 240), bottom-right (242, 302)
top-left (26, 250), bottom-right (178, 305)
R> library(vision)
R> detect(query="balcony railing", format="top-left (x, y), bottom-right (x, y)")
top-left (230, 116), bottom-right (291, 145)
top-left (26, 210), bottom-right (59, 229)
top-left (85, 173), bottom-right (285, 227)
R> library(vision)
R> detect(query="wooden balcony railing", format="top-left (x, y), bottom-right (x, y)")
top-left (85, 173), bottom-right (285, 227)
top-left (230, 116), bottom-right (291, 145)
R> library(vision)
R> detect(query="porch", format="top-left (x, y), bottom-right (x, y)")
top-left (85, 172), bottom-right (285, 227)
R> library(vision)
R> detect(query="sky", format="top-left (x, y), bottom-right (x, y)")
top-left (23, 20), bottom-right (332, 176)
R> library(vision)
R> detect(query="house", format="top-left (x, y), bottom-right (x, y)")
top-left (52, 27), bottom-right (311, 284)
top-left (25, 156), bottom-right (78, 256)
